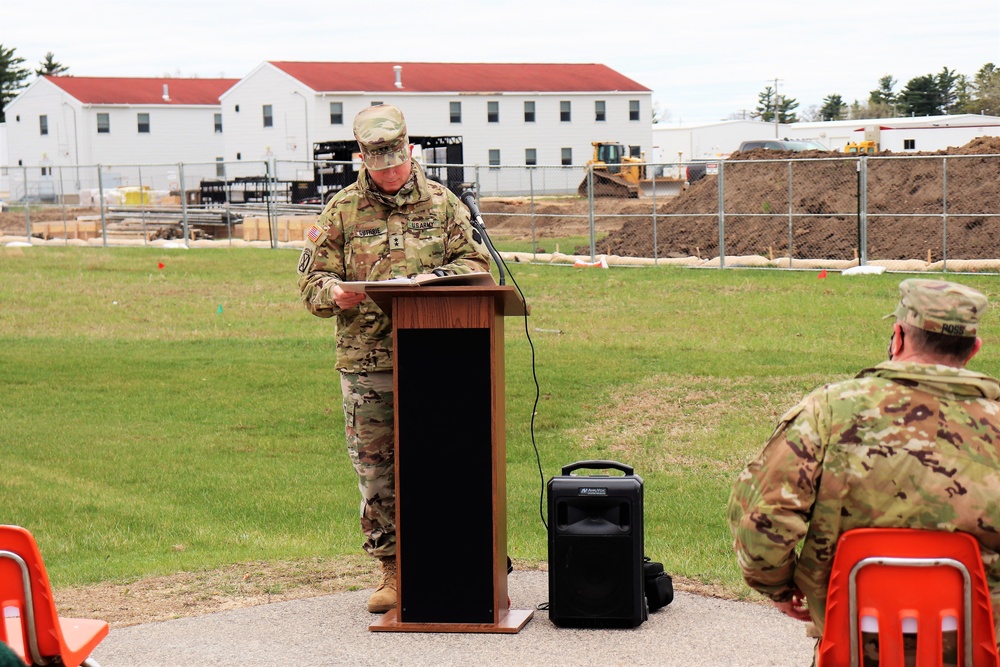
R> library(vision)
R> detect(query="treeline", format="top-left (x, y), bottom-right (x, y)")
top-left (747, 65), bottom-right (1000, 123)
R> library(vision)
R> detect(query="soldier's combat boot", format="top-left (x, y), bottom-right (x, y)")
top-left (367, 556), bottom-right (397, 613)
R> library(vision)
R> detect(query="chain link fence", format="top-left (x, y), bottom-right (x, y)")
top-left (3, 153), bottom-right (998, 271)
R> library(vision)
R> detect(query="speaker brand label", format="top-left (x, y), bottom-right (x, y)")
top-left (579, 487), bottom-right (608, 496)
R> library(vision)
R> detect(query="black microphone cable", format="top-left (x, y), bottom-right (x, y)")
top-left (460, 191), bottom-right (547, 531)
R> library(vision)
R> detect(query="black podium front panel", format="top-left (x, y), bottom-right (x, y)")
top-left (395, 327), bottom-right (495, 624)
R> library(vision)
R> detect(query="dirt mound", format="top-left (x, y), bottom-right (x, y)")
top-left (591, 135), bottom-right (1000, 261)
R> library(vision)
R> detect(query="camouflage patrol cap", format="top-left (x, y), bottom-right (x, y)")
top-left (889, 278), bottom-right (988, 337)
top-left (353, 104), bottom-right (410, 171)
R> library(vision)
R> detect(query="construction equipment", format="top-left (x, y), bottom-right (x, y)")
top-left (578, 142), bottom-right (686, 198)
top-left (844, 140), bottom-right (878, 154)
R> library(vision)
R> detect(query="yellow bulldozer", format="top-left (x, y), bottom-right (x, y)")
top-left (578, 142), bottom-right (687, 198)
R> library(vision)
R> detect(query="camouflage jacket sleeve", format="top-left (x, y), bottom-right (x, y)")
top-left (727, 390), bottom-right (827, 602)
top-left (296, 198), bottom-right (348, 319)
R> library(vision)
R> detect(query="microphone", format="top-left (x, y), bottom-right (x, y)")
top-left (460, 190), bottom-right (506, 285)
top-left (460, 190), bottom-right (483, 221)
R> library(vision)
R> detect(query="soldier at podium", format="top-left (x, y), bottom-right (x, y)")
top-left (297, 104), bottom-right (490, 613)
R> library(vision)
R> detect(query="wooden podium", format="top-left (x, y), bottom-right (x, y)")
top-left (365, 280), bottom-right (533, 633)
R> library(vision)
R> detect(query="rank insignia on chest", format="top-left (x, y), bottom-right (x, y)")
top-left (307, 225), bottom-right (324, 243)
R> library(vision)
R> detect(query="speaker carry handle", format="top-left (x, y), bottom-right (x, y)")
top-left (561, 460), bottom-right (634, 477)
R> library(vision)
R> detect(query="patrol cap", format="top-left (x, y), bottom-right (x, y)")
top-left (353, 104), bottom-right (410, 171)
top-left (887, 278), bottom-right (988, 338)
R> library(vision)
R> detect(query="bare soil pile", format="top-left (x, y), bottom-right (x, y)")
top-left (481, 136), bottom-right (1000, 262)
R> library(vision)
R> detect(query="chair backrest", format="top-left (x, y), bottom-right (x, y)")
top-left (0, 525), bottom-right (65, 665)
top-left (817, 528), bottom-right (1000, 667)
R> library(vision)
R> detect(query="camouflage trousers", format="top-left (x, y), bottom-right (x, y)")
top-left (340, 371), bottom-right (395, 559)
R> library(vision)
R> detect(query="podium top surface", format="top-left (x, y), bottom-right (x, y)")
top-left (366, 283), bottom-right (527, 317)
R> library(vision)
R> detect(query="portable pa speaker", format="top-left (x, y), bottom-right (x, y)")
top-left (547, 460), bottom-right (646, 628)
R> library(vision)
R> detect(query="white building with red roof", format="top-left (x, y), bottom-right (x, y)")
top-left (5, 75), bottom-right (237, 193)
top-left (222, 61), bottom-right (652, 171)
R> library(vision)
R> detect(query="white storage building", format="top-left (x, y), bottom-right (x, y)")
top-left (653, 114), bottom-right (1000, 161)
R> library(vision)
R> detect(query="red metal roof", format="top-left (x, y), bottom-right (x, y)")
top-left (269, 62), bottom-right (650, 93)
top-left (44, 76), bottom-right (238, 105)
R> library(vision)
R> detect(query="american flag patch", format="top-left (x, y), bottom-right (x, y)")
top-left (307, 226), bottom-right (323, 243)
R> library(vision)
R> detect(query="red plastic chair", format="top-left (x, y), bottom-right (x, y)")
top-left (817, 528), bottom-right (1000, 667)
top-left (0, 525), bottom-right (108, 667)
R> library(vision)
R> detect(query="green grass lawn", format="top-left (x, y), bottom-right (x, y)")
top-left (2, 246), bottom-right (998, 600)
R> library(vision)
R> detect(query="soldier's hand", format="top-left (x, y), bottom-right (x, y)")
top-left (332, 284), bottom-right (366, 309)
top-left (773, 590), bottom-right (810, 622)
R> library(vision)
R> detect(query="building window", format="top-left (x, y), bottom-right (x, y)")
top-left (39, 115), bottom-right (48, 135)
top-left (41, 166), bottom-right (52, 176)
top-left (524, 101), bottom-right (535, 122)
top-left (561, 147), bottom-right (572, 166)
top-left (630, 145), bottom-right (641, 158)
top-left (488, 149), bottom-right (501, 167)
top-left (595, 101), bottom-right (606, 122)
top-left (97, 113), bottom-right (110, 133)
top-left (263, 105), bottom-right (273, 127)
top-left (214, 113), bottom-right (223, 133)
top-left (137, 113), bottom-right (150, 133)
top-left (370, 101), bottom-right (382, 106)
top-left (629, 100), bottom-right (640, 121)
top-left (488, 101), bottom-right (499, 123)
top-left (450, 101), bottom-right (462, 123)
top-left (904, 139), bottom-right (916, 150)
top-left (560, 101), bottom-right (571, 122)
top-left (525, 148), bottom-right (537, 166)
top-left (330, 102), bottom-right (343, 125)
top-left (216, 157), bottom-right (225, 178)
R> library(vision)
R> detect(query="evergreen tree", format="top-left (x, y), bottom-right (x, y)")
top-left (778, 96), bottom-right (799, 123)
top-left (35, 51), bottom-right (68, 77)
top-left (868, 75), bottom-right (897, 107)
top-left (753, 86), bottom-right (798, 123)
top-left (753, 86), bottom-right (778, 122)
top-left (952, 74), bottom-right (974, 113)
top-left (0, 44), bottom-right (30, 122)
top-left (819, 94), bottom-right (846, 121)
top-left (935, 67), bottom-right (960, 114)
top-left (896, 74), bottom-right (942, 116)
top-left (967, 63), bottom-right (1000, 115)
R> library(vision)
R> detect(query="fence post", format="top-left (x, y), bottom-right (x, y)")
top-left (651, 163), bottom-right (658, 264)
top-left (858, 157), bottom-right (868, 266)
top-left (179, 163), bottom-right (189, 246)
top-left (717, 160), bottom-right (725, 269)
top-left (22, 165), bottom-right (30, 238)
top-left (942, 156), bottom-right (948, 272)
top-left (529, 167), bottom-right (536, 262)
top-left (267, 159), bottom-right (277, 249)
top-left (587, 164), bottom-right (596, 262)
top-left (58, 165), bottom-right (68, 243)
top-left (138, 164), bottom-right (148, 245)
top-left (787, 161), bottom-right (794, 265)
top-left (97, 164), bottom-right (107, 247)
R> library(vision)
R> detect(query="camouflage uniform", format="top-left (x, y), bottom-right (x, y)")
top-left (728, 279), bottom-right (1000, 641)
top-left (297, 105), bottom-right (490, 558)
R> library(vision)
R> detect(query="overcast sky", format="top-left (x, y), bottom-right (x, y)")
top-left (5, 0), bottom-right (998, 125)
